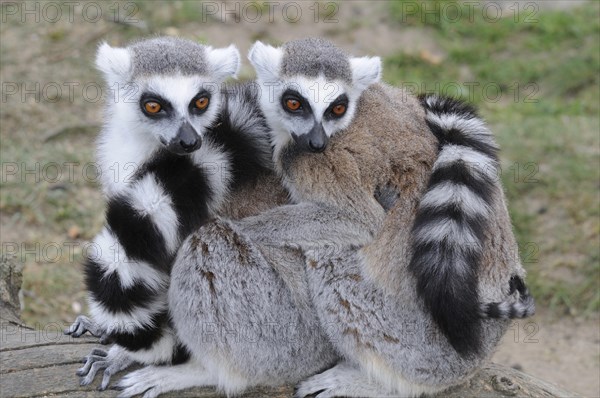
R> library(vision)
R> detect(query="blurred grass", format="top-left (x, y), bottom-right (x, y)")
top-left (385, 1), bottom-right (600, 315)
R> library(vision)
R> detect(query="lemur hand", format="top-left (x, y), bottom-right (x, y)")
top-left (374, 182), bottom-right (400, 212)
top-left (65, 315), bottom-right (106, 340)
top-left (78, 345), bottom-right (135, 390)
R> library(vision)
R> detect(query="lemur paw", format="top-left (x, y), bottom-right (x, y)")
top-left (65, 315), bottom-right (104, 338)
top-left (295, 367), bottom-right (348, 398)
top-left (295, 380), bottom-right (370, 398)
top-left (295, 363), bottom-right (394, 398)
top-left (295, 375), bottom-right (337, 398)
top-left (77, 345), bottom-right (134, 390)
top-left (116, 366), bottom-right (165, 398)
top-left (116, 363), bottom-right (213, 398)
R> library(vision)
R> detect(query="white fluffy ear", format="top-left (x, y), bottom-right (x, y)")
top-left (206, 45), bottom-right (241, 81)
top-left (350, 56), bottom-right (381, 91)
top-left (95, 42), bottom-right (132, 84)
top-left (248, 41), bottom-right (282, 83)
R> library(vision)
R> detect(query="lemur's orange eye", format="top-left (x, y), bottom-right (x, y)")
top-left (195, 97), bottom-right (209, 110)
top-left (144, 101), bottom-right (161, 114)
top-left (332, 104), bottom-right (346, 116)
top-left (286, 99), bottom-right (301, 111)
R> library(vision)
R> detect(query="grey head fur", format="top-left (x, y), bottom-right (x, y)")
top-left (280, 38), bottom-right (352, 82)
top-left (129, 37), bottom-right (209, 77)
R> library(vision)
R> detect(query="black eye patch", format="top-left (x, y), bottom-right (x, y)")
top-left (324, 94), bottom-right (349, 120)
top-left (140, 93), bottom-right (173, 118)
top-left (189, 90), bottom-right (212, 115)
top-left (281, 89), bottom-right (312, 116)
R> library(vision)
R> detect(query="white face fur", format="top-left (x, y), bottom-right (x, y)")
top-left (95, 42), bottom-right (240, 156)
top-left (248, 41), bottom-right (381, 155)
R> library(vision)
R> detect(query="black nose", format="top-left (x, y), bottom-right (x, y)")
top-left (168, 121), bottom-right (201, 155)
top-left (306, 123), bottom-right (328, 153)
top-left (291, 123), bottom-right (329, 153)
top-left (180, 138), bottom-right (200, 152)
top-left (308, 139), bottom-right (326, 153)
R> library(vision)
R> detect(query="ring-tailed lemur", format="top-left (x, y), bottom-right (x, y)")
top-left (247, 38), bottom-right (535, 397)
top-left (112, 38), bottom-right (534, 398)
top-left (251, 38), bottom-right (534, 354)
top-left (64, 37), bottom-right (286, 389)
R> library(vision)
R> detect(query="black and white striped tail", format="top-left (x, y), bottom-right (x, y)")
top-left (482, 275), bottom-right (536, 319)
top-left (410, 94), bottom-right (500, 357)
top-left (83, 152), bottom-right (213, 363)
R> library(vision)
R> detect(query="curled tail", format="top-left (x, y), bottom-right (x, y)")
top-left (410, 94), bottom-right (500, 357)
top-left (482, 275), bottom-right (536, 319)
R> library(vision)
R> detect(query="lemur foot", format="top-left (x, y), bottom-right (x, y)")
top-left (295, 362), bottom-right (395, 398)
top-left (65, 315), bottom-right (104, 338)
top-left (116, 363), bottom-right (214, 398)
top-left (78, 345), bottom-right (134, 390)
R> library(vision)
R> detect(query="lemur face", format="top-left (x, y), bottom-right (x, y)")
top-left (95, 38), bottom-right (240, 156)
top-left (264, 75), bottom-right (353, 153)
top-left (248, 39), bottom-right (381, 154)
top-left (129, 75), bottom-right (221, 155)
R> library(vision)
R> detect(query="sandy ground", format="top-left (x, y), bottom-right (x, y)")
top-left (492, 311), bottom-right (600, 397)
